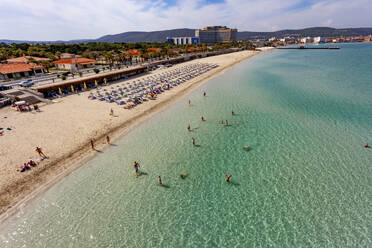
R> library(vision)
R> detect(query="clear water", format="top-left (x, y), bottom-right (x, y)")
top-left (1, 43), bottom-right (371, 247)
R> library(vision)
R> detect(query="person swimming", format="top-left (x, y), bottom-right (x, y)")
top-left (158, 176), bottom-right (163, 185)
top-left (225, 174), bottom-right (232, 183)
top-left (180, 174), bottom-right (187, 179)
top-left (365, 143), bottom-right (369, 148)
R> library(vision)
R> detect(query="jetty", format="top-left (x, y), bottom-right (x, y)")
top-left (278, 46), bottom-right (340, 50)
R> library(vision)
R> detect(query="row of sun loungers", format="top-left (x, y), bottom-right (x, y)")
top-left (87, 63), bottom-right (218, 109)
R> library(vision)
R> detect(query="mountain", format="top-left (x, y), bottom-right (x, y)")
top-left (237, 27), bottom-right (372, 40)
top-left (96, 28), bottom-right (195, 43)
top-left (96, 27), bottom-right (372, 42)
top-left (1, 27), bottom-right (372, 44)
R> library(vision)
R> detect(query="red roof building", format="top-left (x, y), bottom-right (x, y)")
top-left (53, 58), bottom-right (96, 71)
top-left (0, 63), bottom-right (45, 80)
top-left (124, 49), bottom-right (140, 56)
top-left (6, 56), bottom-right (50, 64)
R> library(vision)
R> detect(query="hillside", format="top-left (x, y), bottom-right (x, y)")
top-left (96, 27), bottom-right (372, 42)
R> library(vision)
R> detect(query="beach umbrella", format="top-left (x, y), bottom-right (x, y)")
top-left (71, 85), bottom-right (75, 93)
top-left (84, 82), bottom-right (87, 90)
top-left (58, 87), bottom-right (62, 96)
top-left (95, 80), bottom-right (98, 87)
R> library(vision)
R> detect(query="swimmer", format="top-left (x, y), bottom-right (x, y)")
top-left (365, 144), bottom-right (369, 148)
top-left (243, 146), bottom-right (249, 150)
top-left (158, 176), bottom-right (163, 185)
top-left (187, 124), bottom-right (191, 131)
top-left (180, 174), bottom-right (187, 179)
top-left (225, 174), bottom-right (232, 183)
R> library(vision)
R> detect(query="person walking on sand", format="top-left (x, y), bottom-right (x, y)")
top-left (158, 176), bottom-right (163, 185)
top-left (35, 147), bottom-right (47, 159)
top-left (106, 135), bottom-right (110, 144)
top-left (225, 174), bottom-right (232, 183)
top-left (90, 140), bottom-right (95, 150)
top-left (110, 108), bottom-right (114, 116)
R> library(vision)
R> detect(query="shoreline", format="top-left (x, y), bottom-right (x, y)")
top-left (0, 50), bottom-right (260, 221)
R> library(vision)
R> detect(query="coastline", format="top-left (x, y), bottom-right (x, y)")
top-left (0, 50), bottom-right (260, 221)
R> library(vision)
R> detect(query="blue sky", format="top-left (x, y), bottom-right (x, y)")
top-left (0, 0), bottom-right (371, 40)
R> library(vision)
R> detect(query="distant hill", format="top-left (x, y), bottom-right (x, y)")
top-left (1, 27), bottom-right (372, 44)
top-left (96, 27), bottom-right (372, 42)
top-left (237, 27), bottom-right (372, 40)
top-left (96, 28), bottom-right (195, 43)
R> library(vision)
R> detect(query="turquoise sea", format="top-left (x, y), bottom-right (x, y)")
top-left (1, 43), bottom-right (371, 247)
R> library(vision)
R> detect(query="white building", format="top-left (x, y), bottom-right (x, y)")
top-left (313, 37), bottom-right (325, 43)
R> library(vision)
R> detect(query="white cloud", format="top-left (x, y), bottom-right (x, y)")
top-left (0, 0), bottom-right (371, 40)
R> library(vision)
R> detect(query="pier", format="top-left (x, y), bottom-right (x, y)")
top-left (278, 46), bottom-right (340, 50)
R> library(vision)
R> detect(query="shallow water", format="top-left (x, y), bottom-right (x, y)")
top-left (1, 43), bottom-right (371, 247)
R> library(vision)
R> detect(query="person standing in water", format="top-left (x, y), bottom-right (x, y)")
top-left (203, 92), bottom-right (206, 97)
top-left (106, 135), bottom-right (110, 144)
top-left (225, 174), bottom-right (232, 183)
top-left (201, 116), bottom-right (205, 121)
top-left (134, 161), bottom-right (140, 175)
top-left (225, 120), bottom-right (229, 126)
top-left (187, 124), bottom-right (191, 131)
top-left (232, 110), bottom-right (235, 115)
top-left (188, 100), bottom-right (191, 105)
top-left (158, 176), bottom-right (163, 185)
top-left (192, 137), bottom-right (195, 146)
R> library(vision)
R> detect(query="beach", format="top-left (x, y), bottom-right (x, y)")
top-left (0, 50), bottom-right (259, 217)
top-left (0, 43), bottom-right (371, 247)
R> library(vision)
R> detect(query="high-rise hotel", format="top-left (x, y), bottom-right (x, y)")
top-left (195, 26), bottom-right (237, 44)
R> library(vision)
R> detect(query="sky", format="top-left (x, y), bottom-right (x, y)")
top-left (0, 0), bottom-right (371, 41)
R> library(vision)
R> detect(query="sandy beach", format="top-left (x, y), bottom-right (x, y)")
top-left (0, 50), bottom-right (259, 218)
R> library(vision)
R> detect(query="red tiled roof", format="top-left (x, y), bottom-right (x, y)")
top-left (53, 58), bottom-right (96, 65)
top-left (7, 56), bottom-right (50, 64)
top-left (147, 48), bottom-right (161, 52)
top-left (0, 63), bottom-right (43, 74)
top-left (125, 49), bottom-right (140, 56)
